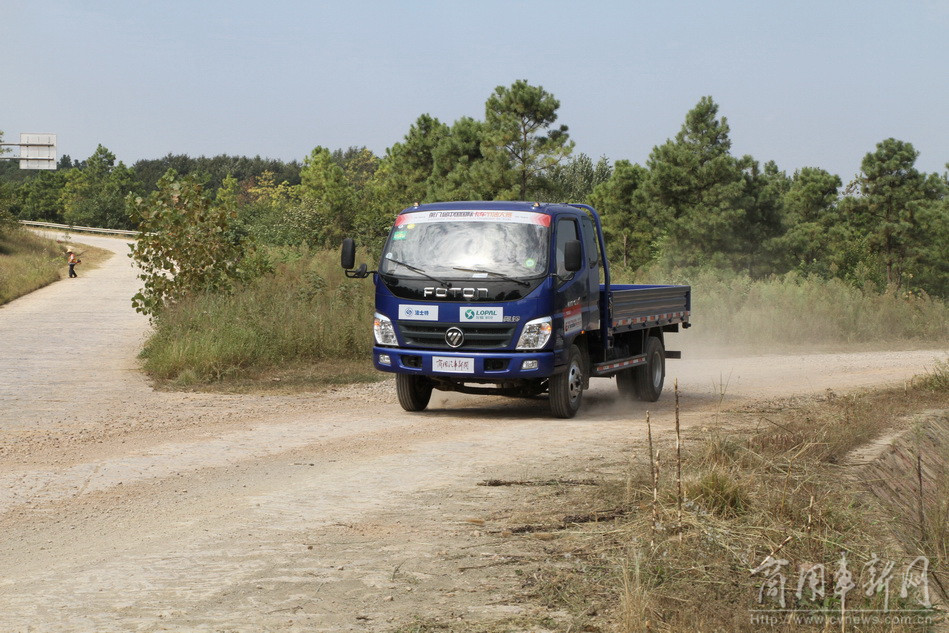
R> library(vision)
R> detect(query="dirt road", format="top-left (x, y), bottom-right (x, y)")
top-left (0, 233), bottom-right (944, 632)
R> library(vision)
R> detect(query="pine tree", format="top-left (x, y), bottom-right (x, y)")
top-left (847, 138), bottom-right (943, 289)
top-left (639, 97), bottom-right (747, 268)
top-left (483, 80), bottom-right (574, 200)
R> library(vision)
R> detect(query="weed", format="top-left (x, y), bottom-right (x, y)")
top-left (486, 375), bottom-right (948, 632)
top-left (0, 229), bottom-right (62, 304)
top-left (920, 360), bottom-right (949, 392)
top-left (140, 247), bottom-right (376, 387)
top-left (631, 267), bottom-right (949, 350)
top-left (685, 468), bottom-right (750, 518)
top-left (0, 229), bottom-right (112, 305)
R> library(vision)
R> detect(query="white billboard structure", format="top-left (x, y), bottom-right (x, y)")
top-left (19, 133), bottom-right (57, 170)
top-left (0, 133), bottom-right (57, 169)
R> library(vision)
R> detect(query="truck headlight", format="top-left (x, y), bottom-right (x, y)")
top-left (516, 316), bottom-right (552, 350)
top-left (373, 313), bottom-right (397, 345)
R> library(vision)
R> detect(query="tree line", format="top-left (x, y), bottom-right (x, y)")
top-left (2, 80), bottom-right (946, 299)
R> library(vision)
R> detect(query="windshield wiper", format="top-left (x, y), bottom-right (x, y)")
top-left (384, 257), bottom-right (451, 287)
top-left (451, 267), bottom-right (531, 287)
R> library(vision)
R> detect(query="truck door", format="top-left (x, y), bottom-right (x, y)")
top-left (579, 214), bottom-right (602, 332)
top-left (555, 217), bottom-right (588, 343)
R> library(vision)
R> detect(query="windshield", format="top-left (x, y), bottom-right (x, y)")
top-left (380, 210), bottom-right (550, 279)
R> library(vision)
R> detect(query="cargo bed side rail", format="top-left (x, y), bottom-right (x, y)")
top-left (609, 285), bottom-right (691, 333)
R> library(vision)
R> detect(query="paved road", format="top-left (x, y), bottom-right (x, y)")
top-left (0, 232), bottom-right (150, 431)
top-left (0, 231), bottom-right (308, 460)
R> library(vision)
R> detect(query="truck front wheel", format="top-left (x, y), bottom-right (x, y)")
top-left (396, 374), bottom-right (433, 412)
top-left (549, 345), bottom-right (585, 418)
top-left (634, 337), bottom-right (665, 402)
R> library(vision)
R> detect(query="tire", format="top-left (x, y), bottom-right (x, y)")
top-left (396, 373), bottom-right (433, 412)
top-left (616, 367), bottom-right (637, 398)
top-left (634, 337), bottom-right (665, 402)
top-left (549, 345), bottom-right (585, 418)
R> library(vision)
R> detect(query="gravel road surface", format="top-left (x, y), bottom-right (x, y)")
top-left (0, 232), bottom-right (944, 631)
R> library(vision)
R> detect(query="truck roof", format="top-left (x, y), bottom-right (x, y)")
top-left (398, 201), bottom-right (586, 217)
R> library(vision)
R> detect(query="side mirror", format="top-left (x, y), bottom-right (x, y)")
top-left (341, 238), bottom-right (373, 279)
top-left (564, 240), bottom-right (582, 272)
top-left (341, 238), bottom-right (356, 270)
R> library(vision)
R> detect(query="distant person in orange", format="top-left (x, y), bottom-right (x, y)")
top-left (67, 249), bottom-right (80, 278)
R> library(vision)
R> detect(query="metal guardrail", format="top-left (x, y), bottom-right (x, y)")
top-left (20, 220), bottom-right (138, 237)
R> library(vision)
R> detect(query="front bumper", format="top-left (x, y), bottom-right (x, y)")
top-left (373, 347), bottom-right (557, 379)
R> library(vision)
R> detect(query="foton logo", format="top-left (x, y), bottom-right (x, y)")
top-left (423, 287), bottom-right (489, 299)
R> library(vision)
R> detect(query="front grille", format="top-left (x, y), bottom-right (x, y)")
top-left (397, 321), bottom-right (516, 350)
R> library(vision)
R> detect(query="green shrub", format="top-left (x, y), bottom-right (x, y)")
top-left (129, 170), bottom-right (270, 318)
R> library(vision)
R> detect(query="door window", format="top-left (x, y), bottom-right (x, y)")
top-left (556, 218), bottom-right (579, 277)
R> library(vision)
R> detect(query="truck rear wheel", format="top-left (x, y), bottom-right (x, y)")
top-left (634, 337), bottom-right (665, 402)
top-left (549, 345), bottom-right (584, 418)
top-left (396, 374), bottom-right (433, 412)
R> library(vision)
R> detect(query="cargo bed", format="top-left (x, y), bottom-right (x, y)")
top-left (607, 284), bottom-right (691, 332)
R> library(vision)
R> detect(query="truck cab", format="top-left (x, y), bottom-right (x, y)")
top-left (342, 201), bottom-right (690, 418)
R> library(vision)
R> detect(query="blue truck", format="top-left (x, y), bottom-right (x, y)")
top-left (341, 201), bottom-right (691, 418)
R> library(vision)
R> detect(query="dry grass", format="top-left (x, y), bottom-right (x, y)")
top-left (0, 229), bottom-right (112, 305)
top-left (140, 247), bottom-right (377, 388)
top-left (142, 253), bottom-right (949, 392)
top-left (630, 267), bottom-right (949, 352)
top-left (925, 460), bottom-right (949, 599)
top-left (159, 358), bottom-right (382, 394)
top-left (0, 228), bottom-right (63, 304)
top-left (471, 370), bottom-right (949, 632)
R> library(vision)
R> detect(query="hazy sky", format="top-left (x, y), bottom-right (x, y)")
top-left (3, 1), bottom-right (947, 181)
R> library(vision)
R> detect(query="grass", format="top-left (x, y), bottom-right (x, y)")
top-left (0, 228), bottom-right (112, 305)
top-left (140, 247), bottom-right (380, 390)
top-left (454, 367), bottom-right (949, 632)
top-left (632, 267), bottom-right (949, 351)
top-left (921, 360), bottom-right (949, 392)
top-left (924, 446), bottom-right (949, 600)
top-left (165, 358), bottom-right (381, 394)
top-left (141, 250), bottom-right (949, 392)
top-left (0, 228), bottom-right (63, 304)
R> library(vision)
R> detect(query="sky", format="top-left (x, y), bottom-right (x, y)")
top-left (2, 1), bottom-right (947, 181)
